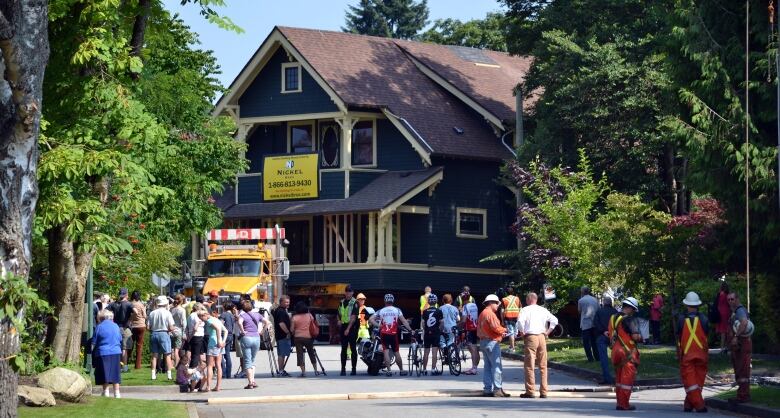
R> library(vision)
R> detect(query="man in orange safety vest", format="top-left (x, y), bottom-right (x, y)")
top-left (677, 291), bottom-right (709, 413)
top-left (609, 297), bottom-right (642, 411)
top-left (501, 287), bottom-right (521, 352)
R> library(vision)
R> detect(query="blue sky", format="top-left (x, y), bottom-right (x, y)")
top-left (163, 0), bottom-right (505, 87)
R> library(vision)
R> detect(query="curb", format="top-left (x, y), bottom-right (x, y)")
top-left (206, 389), bottom-right (616, 405)
top-left (705, 397), bottom-right (780, 418)
top-left (501, 352), bottom-right (758, 389)
top-left (186, 402), bottom-right (199, 418)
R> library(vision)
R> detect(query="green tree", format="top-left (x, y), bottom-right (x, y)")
top-left (420, 12), bottom-right (509, 51)
top-left (504, 0), bottom-right (682, 208)
top-left (38, 0), bottom-right (245, 363)
top-left (343, 0), bottom-right (429, 40)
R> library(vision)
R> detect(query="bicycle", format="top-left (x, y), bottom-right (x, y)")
top-left (439, 327), bottom-right (462, 376)
top-left (455, 326), bottom-right (471, 363)
top-left (406, 330), bottom-right (423, 377)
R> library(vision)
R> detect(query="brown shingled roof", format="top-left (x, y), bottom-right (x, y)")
top-left (276, 27), bottom-right (518, 161)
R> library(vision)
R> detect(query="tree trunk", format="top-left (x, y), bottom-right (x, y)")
top-left (129, 0), bottom-right (152, 57)
top-left (46, 225), bottom-right (94, 363)
top-left (0, 1), bottom-right (49, 417)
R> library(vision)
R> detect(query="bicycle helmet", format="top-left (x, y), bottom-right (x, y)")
top-left (427, 293), bottom-right (438, 304)
top-left (384, 293), bottom-right (395, 303)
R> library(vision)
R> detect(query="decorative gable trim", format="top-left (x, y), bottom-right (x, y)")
top-left (381, 108), bottom-right (432, 167)
top-left (403, 51), bottom-right (506, 132)
top-left (213, 28), bottom-right (348, 117)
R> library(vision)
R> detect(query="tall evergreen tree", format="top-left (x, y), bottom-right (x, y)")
top-left (421, 12), bottom-right (509, 51)
top-left (343, 0), bottom-right (429, 40)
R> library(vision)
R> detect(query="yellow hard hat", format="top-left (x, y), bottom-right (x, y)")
top-left (357, 293), bottom-right (366, 300)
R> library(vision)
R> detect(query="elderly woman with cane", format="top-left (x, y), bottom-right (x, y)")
top-left (93, 310), bottom-right (123, 398)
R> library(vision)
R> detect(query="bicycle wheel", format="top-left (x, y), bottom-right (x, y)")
top-left (414, 345), bottom-right (423, 377)
top-left (551, 324), bottom-right (565, 338)
top-left (459, 342), bottom-right (470, 362)
top-left (407, 345), bottom-right (418, 377)
top-left (448, 345), bottom-right (462, 376)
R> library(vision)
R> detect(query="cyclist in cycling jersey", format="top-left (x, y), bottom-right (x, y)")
top-left (421, 294), bottom-right (443, 375)
top-left (369, 294), bottom-right (412, 376)
top-left (439, 294), bottom-right (460, 356)
top-left (461, 298), bottom-right (481, 375)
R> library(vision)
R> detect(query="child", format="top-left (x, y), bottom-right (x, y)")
top-left (176, 350), bottom-right (191, 392)
top-left (186, 362), bottom-right (207, 392)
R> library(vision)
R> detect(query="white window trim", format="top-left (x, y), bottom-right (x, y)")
top-left (281, 62), bottom-right (302, 94)
top-left (351, 118), bottom-right (377, 168)
top-left (287, 121), bottom-right (316, 154)
top-left (456, 208), bottom-right (487, 239)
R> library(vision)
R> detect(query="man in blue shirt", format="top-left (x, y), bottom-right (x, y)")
top-left (438, 293), bottom-right (460, 354)
top-left (593, 295), bottom-right (617, 384)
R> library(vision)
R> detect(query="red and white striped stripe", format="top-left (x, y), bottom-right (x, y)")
top-left (207, 228), bottom-right (285, 241)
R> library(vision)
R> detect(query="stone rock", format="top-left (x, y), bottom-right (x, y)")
top-left (18, 385), bottom-right (56, 407)
top-left (37, 367), bottom-right (91, 403)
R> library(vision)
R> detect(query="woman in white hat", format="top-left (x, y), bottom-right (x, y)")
top-left (676, 292), bottom-right (709, 412)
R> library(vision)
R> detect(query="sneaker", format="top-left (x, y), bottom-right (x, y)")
top-left (280, 370), bottom-right (291, 377)
top-left (151, 371), bottom-right (157, 380)
top-left (102, 390), bottom-right (110, 397)
top-left (167, 370), bottom-right (172, 380)
top-left (114, 392), bottom-right (121, 399)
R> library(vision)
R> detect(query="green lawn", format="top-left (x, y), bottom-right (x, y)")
top-left (714, 385), bottom-right (780, 409)
top-left (19, 397), bottom-right (188, 418)
top-left (507, 338), bottom-right (780, 379)
top-left (117, 363), bottom-right (178, 386)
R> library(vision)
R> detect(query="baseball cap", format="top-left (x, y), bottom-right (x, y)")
top-left (345, 285), bottom-right (353, 292)
top-left (118, 288), bottom-right (128, 297)
top-left (208, 289), bottom-right (219, 298)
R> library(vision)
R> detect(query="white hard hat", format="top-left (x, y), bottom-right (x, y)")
top-left (682, 292), bottom-right (702, 306)
top-left (622, 297), bottom-right (639, 311)
top-left (483, 294), bottom-right (500, 304)
top-left (156, 295), bottom-right (169, 306)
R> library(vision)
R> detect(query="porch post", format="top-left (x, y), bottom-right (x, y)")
top-left (376, 215), bottom-right (386, 264)
top-left (385, 212), bottom-right (394, 263)
top-left (367, 212), bottom-right (376, 263)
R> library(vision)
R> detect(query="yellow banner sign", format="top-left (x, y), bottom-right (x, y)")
top-left (263, 153), bottom-right (319, 201)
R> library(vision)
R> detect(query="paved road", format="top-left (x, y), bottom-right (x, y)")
top-left (117, 345), bottom-right (734, 417)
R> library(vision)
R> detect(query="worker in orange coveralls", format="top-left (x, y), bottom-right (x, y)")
top-left (677, 292), bottom-right (709, 413)
top-left (609, 297), bottom-right (642, 411)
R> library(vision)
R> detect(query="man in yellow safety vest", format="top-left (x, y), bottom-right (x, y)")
top-left (338, 285), bottom-right (358, 376)
top-left (501, 287), bottom-right (521, 352)
top-left (420, 286), bottom-right (433, 315)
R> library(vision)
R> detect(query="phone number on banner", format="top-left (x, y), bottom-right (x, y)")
top-left (267, 180), bottom-right (313, 189)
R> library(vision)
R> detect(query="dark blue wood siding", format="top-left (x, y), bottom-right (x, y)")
top-left (376, 119), bottom-right (425, 171)
top-left (245, 123), bottom-right (286, 173)
top-left (238, 47), bottom-right (338, 117)
top-left (288, 268), bottom-right (508, 295)
top-left (237, 176), bottom-right (262, 204)
top-left (400, 213), bottom-right (429, 264)
top-left (427, 158), bottom-right (515, 268)
top-left (320, 171), bottom-right (345, 199)
top-left (348, 171), bottom-right (383, 196)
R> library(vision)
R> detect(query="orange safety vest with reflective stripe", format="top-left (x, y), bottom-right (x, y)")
top-left (679, 316), bottom-right (708, 361)
top-left (503, 296), bottom-right (520, 319)
top-left (609, 314), bottom-right (639, 361)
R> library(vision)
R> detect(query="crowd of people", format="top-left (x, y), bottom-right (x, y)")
top-left (88, 281), bottom-right (755, 413)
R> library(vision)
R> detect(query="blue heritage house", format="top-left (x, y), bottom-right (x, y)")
top-left (209, 27), bottom-right (531, 304)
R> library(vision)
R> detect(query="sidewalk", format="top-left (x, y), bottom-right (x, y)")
top-left (114, 344), bottom-right (600, 402)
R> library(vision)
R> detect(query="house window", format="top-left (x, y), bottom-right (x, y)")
top-left (281, 62), bottom-right (302, 93)
top-left (456, 208), bottom-right (487, 239)
top-left (351, 120), bottom-right (375, 166)
top-left (288, 122), bottom-right (314, 154)
top-left (319, 123), bottom-right (340, 168)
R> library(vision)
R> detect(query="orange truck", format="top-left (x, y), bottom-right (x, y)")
top-left (196, 227), bottom-right (289, 304)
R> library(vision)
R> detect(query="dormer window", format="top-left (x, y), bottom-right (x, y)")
top-left (281, 62), bottom-right (302, 93)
